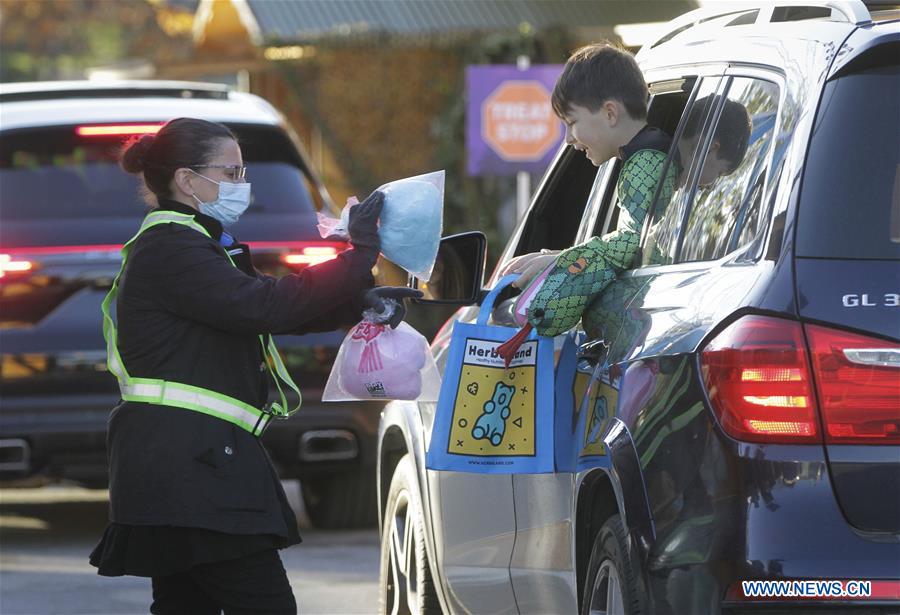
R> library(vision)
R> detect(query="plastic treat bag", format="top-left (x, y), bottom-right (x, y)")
top-left (512, 260), bottom-right (555, 327)
top-left (323, 300), bottom-right (442, 402)
top-left (316, 170), bottom-right (445, 281)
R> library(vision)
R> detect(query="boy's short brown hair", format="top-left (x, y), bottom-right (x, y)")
top-left (683, 95), bottom-right (753, 173)
top-left (551, 43), bottom-right (649, 121)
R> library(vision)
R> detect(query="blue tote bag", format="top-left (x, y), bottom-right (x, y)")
top-left (426, 275), bottom-right (555, 474)
top-left (553, 331), bottom-right (586, 472)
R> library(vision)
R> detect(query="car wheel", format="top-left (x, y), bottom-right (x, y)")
top-left (302, 470), bottom-right (377, 529)
top-left (582, 515), bottom-right (640, 615)
top-left (378, 454), bottom-right (440, 615)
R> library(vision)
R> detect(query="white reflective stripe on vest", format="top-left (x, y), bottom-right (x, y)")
top-left (119, 380), bottom-right (272, 436)
top-left (121, 381), bottom-right (163, 398)
top-left (102, 210), bottom-right (299, 437)
top-left (107, 339), bottom-right (126, 382)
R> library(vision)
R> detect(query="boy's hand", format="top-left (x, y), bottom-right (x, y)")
top-left (500, 250), bottom-right (560, 289)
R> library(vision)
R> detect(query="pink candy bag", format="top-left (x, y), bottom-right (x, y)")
top-left (323, 314), bottom-right (441, 402)
top-left (512, 261), bottom-right (555, 327)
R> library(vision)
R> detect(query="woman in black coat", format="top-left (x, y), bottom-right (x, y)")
top-left (89, 117), bottom-right (418, 614)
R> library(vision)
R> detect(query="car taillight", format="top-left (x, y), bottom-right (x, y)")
top-left (0, 254), bottom-right (34, 281)
top-left (282, 246), bottom-right (339, 267)
top-left (701, 315), bottom-right (820, 443)
top-left (245, 241), bottom-right (347, 272)
top-left (805, 324), bottom-right (900, 445)
top-left (76, 124), bottom-right (163, 137)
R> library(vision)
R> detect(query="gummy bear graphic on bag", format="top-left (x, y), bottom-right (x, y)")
top-left (472, 382), bottom-right (515, 447)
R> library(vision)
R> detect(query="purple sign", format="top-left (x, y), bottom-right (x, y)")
top-left (466, 64), bottom-right (565, 177)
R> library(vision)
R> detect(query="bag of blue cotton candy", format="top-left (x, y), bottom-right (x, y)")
top-left (317, 170), bottom-right (444, 281)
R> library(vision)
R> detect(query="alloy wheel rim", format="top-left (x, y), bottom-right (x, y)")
top-left (588, 559), bottom-right (625, 615)
top-left (385, 488), bottom-right (419, 615)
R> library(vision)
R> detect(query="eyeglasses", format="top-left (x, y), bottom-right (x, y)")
top-left (190, 165), bottom-right (247, 181)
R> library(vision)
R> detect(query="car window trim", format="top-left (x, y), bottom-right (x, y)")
top-left (670, 76), bottom-right (733, 262)
top-left (724, 66), bottom-right (788, 264)
top-left (637, 74), bottom-right (728, 264)
top-left (575, 159), bottom-right (619, 244)
top-left (641, 63), bottom-right (728, 87)
top-left (674, 68), bottom-right (786, 264)
top-left (623, 249), bottom-right (743, 278)
top-left (723, 67), bottom-right (787, 263)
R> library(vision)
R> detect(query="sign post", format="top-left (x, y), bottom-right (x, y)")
top-left (516, 55), bottom-right (531, 221)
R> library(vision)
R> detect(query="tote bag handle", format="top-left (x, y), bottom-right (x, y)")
top-left (477, 274), bottom-right (520, 326)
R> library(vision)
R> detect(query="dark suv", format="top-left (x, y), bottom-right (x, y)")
top-left (376, 2), bottom-right (900, 613)
top-left (0, 80), bottom-right (381, 528)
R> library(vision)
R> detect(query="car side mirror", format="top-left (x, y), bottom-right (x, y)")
top-left (410, 231), bottom-right (486, 305)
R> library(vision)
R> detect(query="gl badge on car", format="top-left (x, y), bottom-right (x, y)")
top-left (842, 293), bottom-right (900, 308)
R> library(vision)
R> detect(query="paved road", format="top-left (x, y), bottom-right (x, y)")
top-left (0, 484), bottom-right (381, 615)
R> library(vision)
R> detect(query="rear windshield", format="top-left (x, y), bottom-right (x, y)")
top-left (0, 123), bottom-right (317, 221)
top-left (796, 63), bottom-right (900, 259)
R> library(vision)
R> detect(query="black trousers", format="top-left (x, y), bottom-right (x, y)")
top-left (150, 549), bottom-right (296, 615)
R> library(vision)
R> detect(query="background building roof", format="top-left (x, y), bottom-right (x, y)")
top-left (239, 0), bottom-right (697, 43)
top-left (156, 0), bottom-right (202, 11)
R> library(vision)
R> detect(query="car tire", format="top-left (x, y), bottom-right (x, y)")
top-left (378, 454), bottom-right (441, 615)
top-left (302, 470), bottom-right (377, 529)
top-left (582, 515), bottom-right (641, 615)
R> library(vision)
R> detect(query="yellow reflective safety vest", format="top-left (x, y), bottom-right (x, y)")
top-left (102, 211), bottom-right (301, 436)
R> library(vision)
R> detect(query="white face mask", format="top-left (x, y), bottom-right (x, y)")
top-left (189, 170), bottom-right (252, 227)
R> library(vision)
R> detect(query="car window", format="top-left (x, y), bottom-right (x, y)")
top-left (679, 77), bottom-right (779, 262)
top-left (513, 147), bottom-right (598, 256)
top-left (796, 62), bottom-right (900, 260)
top-left (0, 123), bottom-right (317, 223)
top-left (642, 78), bottom-right (722, 266)
top-left (242, 161), bottom-right (315, 216)
top-left (488, 147), bottom-right (598, 320)
top-left (229, 123), bottom-right (322, 215)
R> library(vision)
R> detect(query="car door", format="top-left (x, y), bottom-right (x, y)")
top-left (502, 155), bottom-right (619, 614)
top-left (578, 68), bottom-right (788, 610)
top-left (426, 145), bottom-right (599, 614)
top-left (501, 72), bottom-right (721, 613)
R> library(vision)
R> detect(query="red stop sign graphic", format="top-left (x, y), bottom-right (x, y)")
top-left (482, 80), bottom-right (561, 161)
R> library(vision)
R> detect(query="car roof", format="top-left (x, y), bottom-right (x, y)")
top-left (0, 80), bottom-right (283, 132)
top-left (636, 2), bottom-right (898, 73)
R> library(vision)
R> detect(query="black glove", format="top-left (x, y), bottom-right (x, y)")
top-left (347, 191), bottom-right (384, 253)
top-left (362, 286), bottom-right (424, 328)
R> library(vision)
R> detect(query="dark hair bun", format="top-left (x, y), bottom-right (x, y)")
top-left (120, 118), bottom-right (235, 203)
top-left (120, 135), bottom-right (155, 174)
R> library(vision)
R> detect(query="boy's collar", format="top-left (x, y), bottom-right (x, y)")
top-left (156, 198), bottom-right (224, 241)
top-left (618, 125), bottom-right (672, 162)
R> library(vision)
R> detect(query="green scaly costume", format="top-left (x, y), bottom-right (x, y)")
top-left (497, 127), bottom-right (675, 367)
